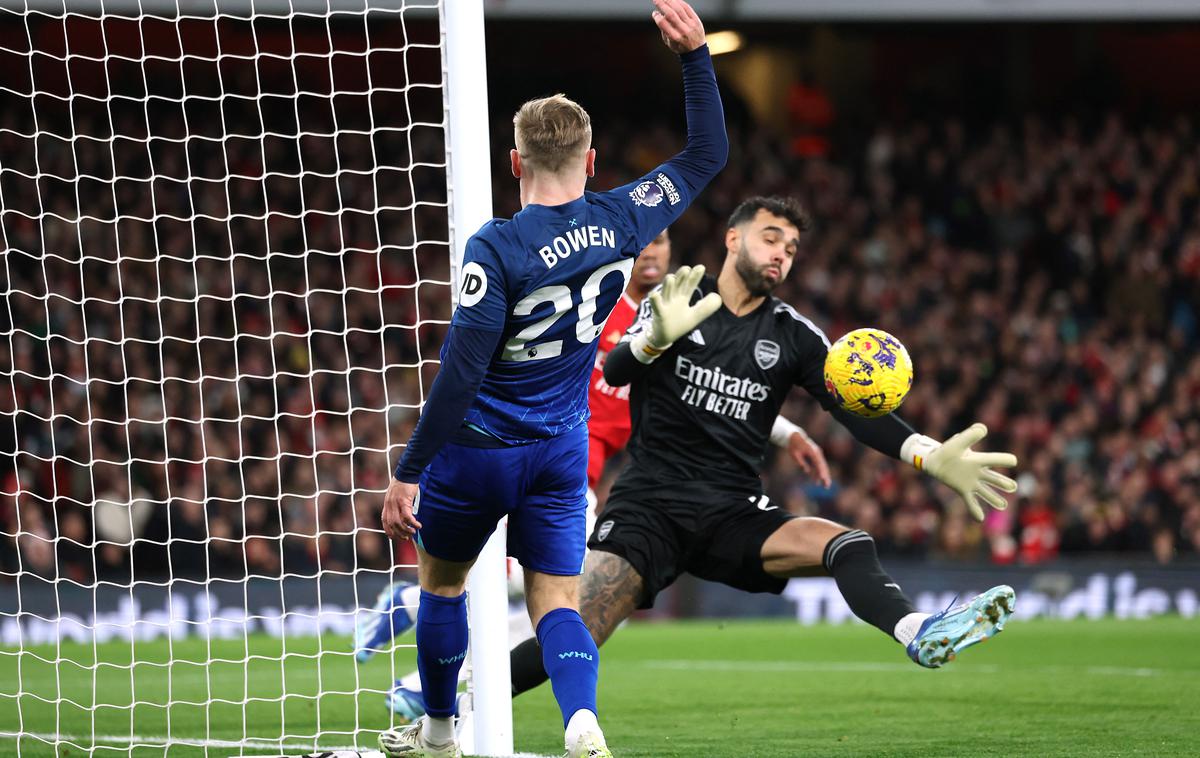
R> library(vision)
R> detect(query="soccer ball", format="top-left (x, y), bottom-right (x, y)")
top-left (823, 328), bottom-right (913, 418)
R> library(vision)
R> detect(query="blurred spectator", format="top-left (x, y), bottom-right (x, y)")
top-left (2, 19), bottom-right (1199, 585)
top-left (788, 70), bottom-right (835, 159)
top-left (763, 113), bottom-right (1200, 564)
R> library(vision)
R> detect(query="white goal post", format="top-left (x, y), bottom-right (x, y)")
top-left (0, 0), bottom-right (511, 755)
top-left (441, 1), bottom-right (513, 755)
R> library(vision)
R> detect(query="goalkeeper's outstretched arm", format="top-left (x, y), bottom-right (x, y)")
top-left (827, 407), bottom-right (1018, 521)
top-left (795, 336), bottom-right (1019, 520)
top-left (828, 407), bottom-right (914, 460)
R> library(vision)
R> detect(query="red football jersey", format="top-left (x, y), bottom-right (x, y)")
top-left (587, 293), bottom-right (639, 485)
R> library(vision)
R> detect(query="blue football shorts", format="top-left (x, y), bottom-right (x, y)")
top-left (415, 423), bottom-right (588, 576)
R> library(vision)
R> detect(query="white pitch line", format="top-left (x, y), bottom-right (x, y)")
top-left (2, 731), bottom-right (558, 758)
top-left (231, 753), bottom-right (385, 757)
top-left (230, 753), bottom-right (558, 758)
top-left (0, 731), bottom-right (365, 752)
top-left (1083, 666), bottom-right (1159, 677)
top-left (644, 659), bottom-right (947, 673)
top-left (643, 659), bottom-right (1181, 677)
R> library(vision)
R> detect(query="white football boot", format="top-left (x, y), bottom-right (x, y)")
top-left (566, 730), bottom-right (613, 758)
top-left (378, 717), bottom-right (461, 758)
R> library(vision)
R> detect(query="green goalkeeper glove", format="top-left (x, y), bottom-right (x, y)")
top-left (629, 264), bottom-right (722, 364)
top-left (901, 423), bottom-right (1019, 521)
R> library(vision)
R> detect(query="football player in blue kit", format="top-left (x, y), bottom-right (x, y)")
top-left (377, 2), bottom-right (727, 756)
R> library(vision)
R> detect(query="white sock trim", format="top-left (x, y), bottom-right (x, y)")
top-left (399, 670), bottom-right (423, 692)
top-left (894, 612), bottom-right (931, 647)
top-left (425, 715), bottom-right (455, 745)
top-left (400, 583), bottom-right (422, 625)
top-left (565, 708), bottom-right (602, 746)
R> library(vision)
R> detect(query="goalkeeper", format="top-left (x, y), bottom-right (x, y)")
top-left (503, 194), bottom-right (1020, 697)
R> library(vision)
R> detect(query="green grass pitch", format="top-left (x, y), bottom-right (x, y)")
top-left (2, 617), bottom-right (1198, 757)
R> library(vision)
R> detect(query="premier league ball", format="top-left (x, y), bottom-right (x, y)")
top-left (823, 328), bottom-right (914, 418)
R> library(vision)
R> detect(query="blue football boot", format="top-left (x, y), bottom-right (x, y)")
top-left (907, 585), bottom-right (1015, 668)
top-left (385, 681), bottom-right (427, 722)
top-left (355, 581), bottom-right (416, 664)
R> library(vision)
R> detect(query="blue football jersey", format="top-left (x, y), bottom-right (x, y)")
top-left (451, 165), bottom-right (694, 444)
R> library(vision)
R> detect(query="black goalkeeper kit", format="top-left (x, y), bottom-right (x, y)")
top-left (593, 276), bottom-right (912, 607)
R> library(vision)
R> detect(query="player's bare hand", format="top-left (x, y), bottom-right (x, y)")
top-left (788, 432), bottom-right (832, 489)
top-left (382, 478), bottom-right (422, 541)
top-left (652, 0), bottom-right (705, 54)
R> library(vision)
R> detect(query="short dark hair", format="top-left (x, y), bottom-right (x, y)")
top-left (726, 196), bottom-right (811, 234)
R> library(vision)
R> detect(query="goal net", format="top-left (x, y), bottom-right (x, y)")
top-left (0, 1), bottom-right (498, 754)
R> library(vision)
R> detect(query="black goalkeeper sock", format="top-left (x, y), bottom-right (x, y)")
top-left (823, 529), bottom-right (916, 638)
top-left (510, 636), bottom-right (549, 696)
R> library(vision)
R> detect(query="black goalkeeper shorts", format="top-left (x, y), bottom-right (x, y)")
top-left (587, 466), bottom-right (795, 610)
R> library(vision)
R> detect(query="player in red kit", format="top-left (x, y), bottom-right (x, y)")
top-left (587, 230), bottom-right (671, 489)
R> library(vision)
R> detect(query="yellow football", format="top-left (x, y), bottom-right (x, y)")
top-left (823, 328), bottom-right (913, 418)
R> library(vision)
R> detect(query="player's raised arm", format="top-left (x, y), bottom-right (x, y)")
top-left (651, 0), bottom-right (728, 189)
top-left (590, 0), bottom-right (728, 251)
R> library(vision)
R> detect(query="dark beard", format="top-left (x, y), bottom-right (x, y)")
top-left (735, 243), bottom-right (777, 298)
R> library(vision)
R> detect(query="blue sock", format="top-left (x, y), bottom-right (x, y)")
top-left (415, 590), bottom-right (468, 719)
top-left (537, 607), bottom-right (599, 727)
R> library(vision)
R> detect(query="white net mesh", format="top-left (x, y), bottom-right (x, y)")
top-left (1, 1), bottom-right (451, 754)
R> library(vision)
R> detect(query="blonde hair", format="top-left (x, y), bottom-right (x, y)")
top-left (513, 94), bottom-right (592, 174)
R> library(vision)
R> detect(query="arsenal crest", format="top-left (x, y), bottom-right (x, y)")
top-left (754, 340), bottom-right (780, 370)
top-left (597, 520), bottom-right (614, 542)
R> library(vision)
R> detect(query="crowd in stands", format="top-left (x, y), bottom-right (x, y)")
top-left (2, 46), bottom-right (450, 583)
top-left (736, 114), bottom-right (1200, 566)
top-left (3, 39), bottom-right (1198, 585)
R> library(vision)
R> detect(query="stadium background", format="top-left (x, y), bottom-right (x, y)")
top-left (2, 4), bottom-right (1199, 756)
top-left (5, 13), bottom-right (1198, 583)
